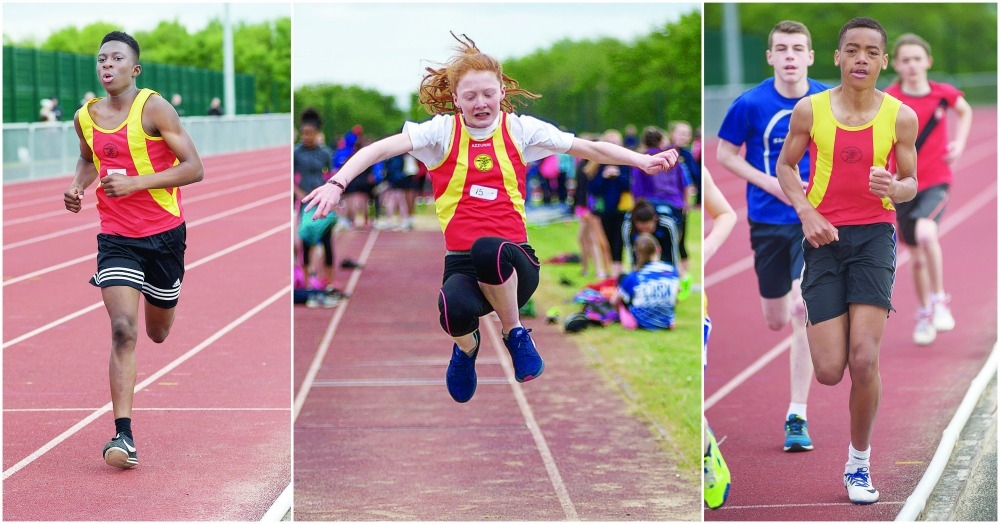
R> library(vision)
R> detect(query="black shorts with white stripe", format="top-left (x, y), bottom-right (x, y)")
top-left (89, 223), bottom-right (186, 309)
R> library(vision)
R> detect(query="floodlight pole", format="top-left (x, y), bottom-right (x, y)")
top-left (223, 3), bottom-right (236, 116)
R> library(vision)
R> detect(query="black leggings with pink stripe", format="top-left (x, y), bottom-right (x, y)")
top-left (438, 237), bottom-right (540, 337)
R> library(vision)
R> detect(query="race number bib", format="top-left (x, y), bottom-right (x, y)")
top-left (470, 184), bottom-right (498, 201)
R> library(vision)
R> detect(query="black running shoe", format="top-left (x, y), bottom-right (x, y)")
top-left (103, 432), bottom-right (138, 468)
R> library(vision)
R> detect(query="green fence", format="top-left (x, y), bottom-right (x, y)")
top-left (3, 46), bottom-right (256, 123)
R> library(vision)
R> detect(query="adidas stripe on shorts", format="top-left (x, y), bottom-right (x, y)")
top-left (90, 223), bottom-right (186, 309)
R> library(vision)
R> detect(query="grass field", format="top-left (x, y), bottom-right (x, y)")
top-left (524, 208), bottom-right (704, 482)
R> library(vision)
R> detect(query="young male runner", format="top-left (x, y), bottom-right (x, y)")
top-left (885, 33), bottom-right (973, 345)
top-left (716, 20), bottom-right (829, 451)
top-left (64, 31), bottom-right (204, 468)
top-left (776, 17), bottom-right (918, 504)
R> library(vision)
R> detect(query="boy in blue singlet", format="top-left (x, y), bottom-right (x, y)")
top-left (715, 20), bottom-right (829, 452)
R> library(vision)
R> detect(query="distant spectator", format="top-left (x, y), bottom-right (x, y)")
top-left (78, 91), bottom-right (96, 111)
top-left (207, 97), bottom-right (223, 116)
top-left (170, 93), bottom-right (185, 116)
top-left (623, 123), bottom-right (639, 150)
top-left (39, 99), bottom-right (56, 122)
top-left (50, 98), bottom-right (63, 121)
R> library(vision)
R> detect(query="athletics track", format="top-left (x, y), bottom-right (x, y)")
top-left (293, 222), bottom-right (701, 520)
top-left (2, 147), bottom-right (291, 520)
top-left (703, 107), bottom-right (997, 521)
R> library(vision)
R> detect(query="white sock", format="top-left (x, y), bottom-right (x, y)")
top-left (846, 443), bottom-right (871, 472)
top-left (932, 292), bottom-right (947, 304)
top-left (787, 403), bottom-right (808, 421)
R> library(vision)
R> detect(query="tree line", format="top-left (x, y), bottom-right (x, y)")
top-left (4, 17), bottom-right (292, 114)
top-left (704, 3), bottom-right (997, 84)
top-left (295, 10), bottom-right (702, 145)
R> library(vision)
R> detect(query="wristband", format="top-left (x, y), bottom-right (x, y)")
top-left (328, 178), bottom-right (346, 191)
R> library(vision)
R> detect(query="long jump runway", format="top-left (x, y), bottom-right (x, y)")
top-left (2, 147), bottom-right (292, 521)
top-left (293, 226), bottom-right (701, 521)
top-left (703, 108), bottom-right (997, 521)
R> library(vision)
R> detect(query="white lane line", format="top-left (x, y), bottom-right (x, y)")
top-left (261, 482), bottom-right (293, 522)
top-left (2, 286), bottom-right (289, 480)
top-left (705, 181), bottom-right (996, 407)
top-left (705, 139), bottom-right (997, 289)
top-left (2, 223), bottom-right (288, 349)
top-left (481, 317), bottom-right (580, 521)
top-left (2, 192), bottom-right (288, 286)
top-left (3, 175), bottom-right (286, 249)
top-left (2, 161), bottom-right (283, 218)
top-left (4, 407), bottom-right (289, 412)
top-left (293, 229), bottom-right (379, 420)
top-left (896, 343), bottom-right (998, 521)
top-left (311, 378), bottom-right (511, 387)
top-left (705, 338), bottom-right (790, 410)
top-left (714, 501), bottom-right (905, 510)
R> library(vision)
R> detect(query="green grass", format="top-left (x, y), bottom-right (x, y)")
top-left (526, 211), bottom-right (703, 481)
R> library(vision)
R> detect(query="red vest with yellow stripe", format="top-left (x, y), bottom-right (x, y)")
top-left (429, 113), bottom-right (528, 251)
top-left (807, 89), bottom-right (901, 227)
top-left (79, 88), bottom-right (184, 237)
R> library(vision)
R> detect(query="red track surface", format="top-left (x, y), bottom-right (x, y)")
top-left (704, 108), bottom-right (997, 520)
top-left (293, 227), bottom-right (701, 521)
top-left (3, 147), bottom-right (292, 521)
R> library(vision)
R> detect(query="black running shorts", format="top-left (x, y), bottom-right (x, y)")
top-left (800, 223), bottom-right (896, 325)
top-left (438, 238), bottom-right (540, 337)
top-left (895, 184), bottom-right (949, 246)
top-left (89, 223), bottom-right (187, 309)
top-left (749, 221), bottom-right (805, 299)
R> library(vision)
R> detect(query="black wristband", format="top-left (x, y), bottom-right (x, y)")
top-left (328, 178), bottom-right (346, 191)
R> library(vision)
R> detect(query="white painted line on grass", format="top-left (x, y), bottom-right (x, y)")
top-left (293, 229), bottom-right (379, 420)
top-left (3, 286), bottom-right (288, 480)
top-left (481, 318), bottom-right (579, 521)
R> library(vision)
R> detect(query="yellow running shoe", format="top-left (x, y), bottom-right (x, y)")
top-left (678, 273), bottom-right (693, 302)
top-left (704, 428), bottom-right (731, 509)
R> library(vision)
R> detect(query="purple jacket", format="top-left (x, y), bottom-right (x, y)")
top-left (631, 147), bottom-right (686, 209)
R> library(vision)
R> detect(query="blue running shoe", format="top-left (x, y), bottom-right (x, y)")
top-left (784, 414), bottom-right (814, 451)
top-left (504, 327), bottom-right (544, 382)
top-left (844, 466), bottom-right (879, 504)
top-left (446, 331), bottom-right (479, 403)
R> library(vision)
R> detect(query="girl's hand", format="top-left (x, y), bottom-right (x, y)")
top-left (302, 183), bottom-right (343, 219)
top-left (642, 148), bottom-right (679, 174)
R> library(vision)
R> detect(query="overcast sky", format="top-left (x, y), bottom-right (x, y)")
top-left (2, 1), bottom-right (700, 111)
top-left (1, 2), bottom-right (291, 42)
top-left (293, 2), bottom-right (700, 109)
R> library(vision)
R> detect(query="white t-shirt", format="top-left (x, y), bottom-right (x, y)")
top-left (403, 113), bottom-right (575, 168)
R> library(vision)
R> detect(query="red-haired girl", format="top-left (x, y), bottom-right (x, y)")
top-left (304, 34), bottom-right (678, 403)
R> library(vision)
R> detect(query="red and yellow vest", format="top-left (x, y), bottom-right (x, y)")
top-left (807, 90), bottom-right (901, 226)
top-left (429, 113), bottom-right (528, 251)
top-left (78, 88), bottom-right (183, 237)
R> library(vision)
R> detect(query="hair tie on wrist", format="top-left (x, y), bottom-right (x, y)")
top-left (328, 179), bottom-right (346, 191)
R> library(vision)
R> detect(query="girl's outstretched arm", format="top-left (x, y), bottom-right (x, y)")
top-left (567, 137), bottom-right (679, 175)
top-left (303, 132), bottom-right (414, 219)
